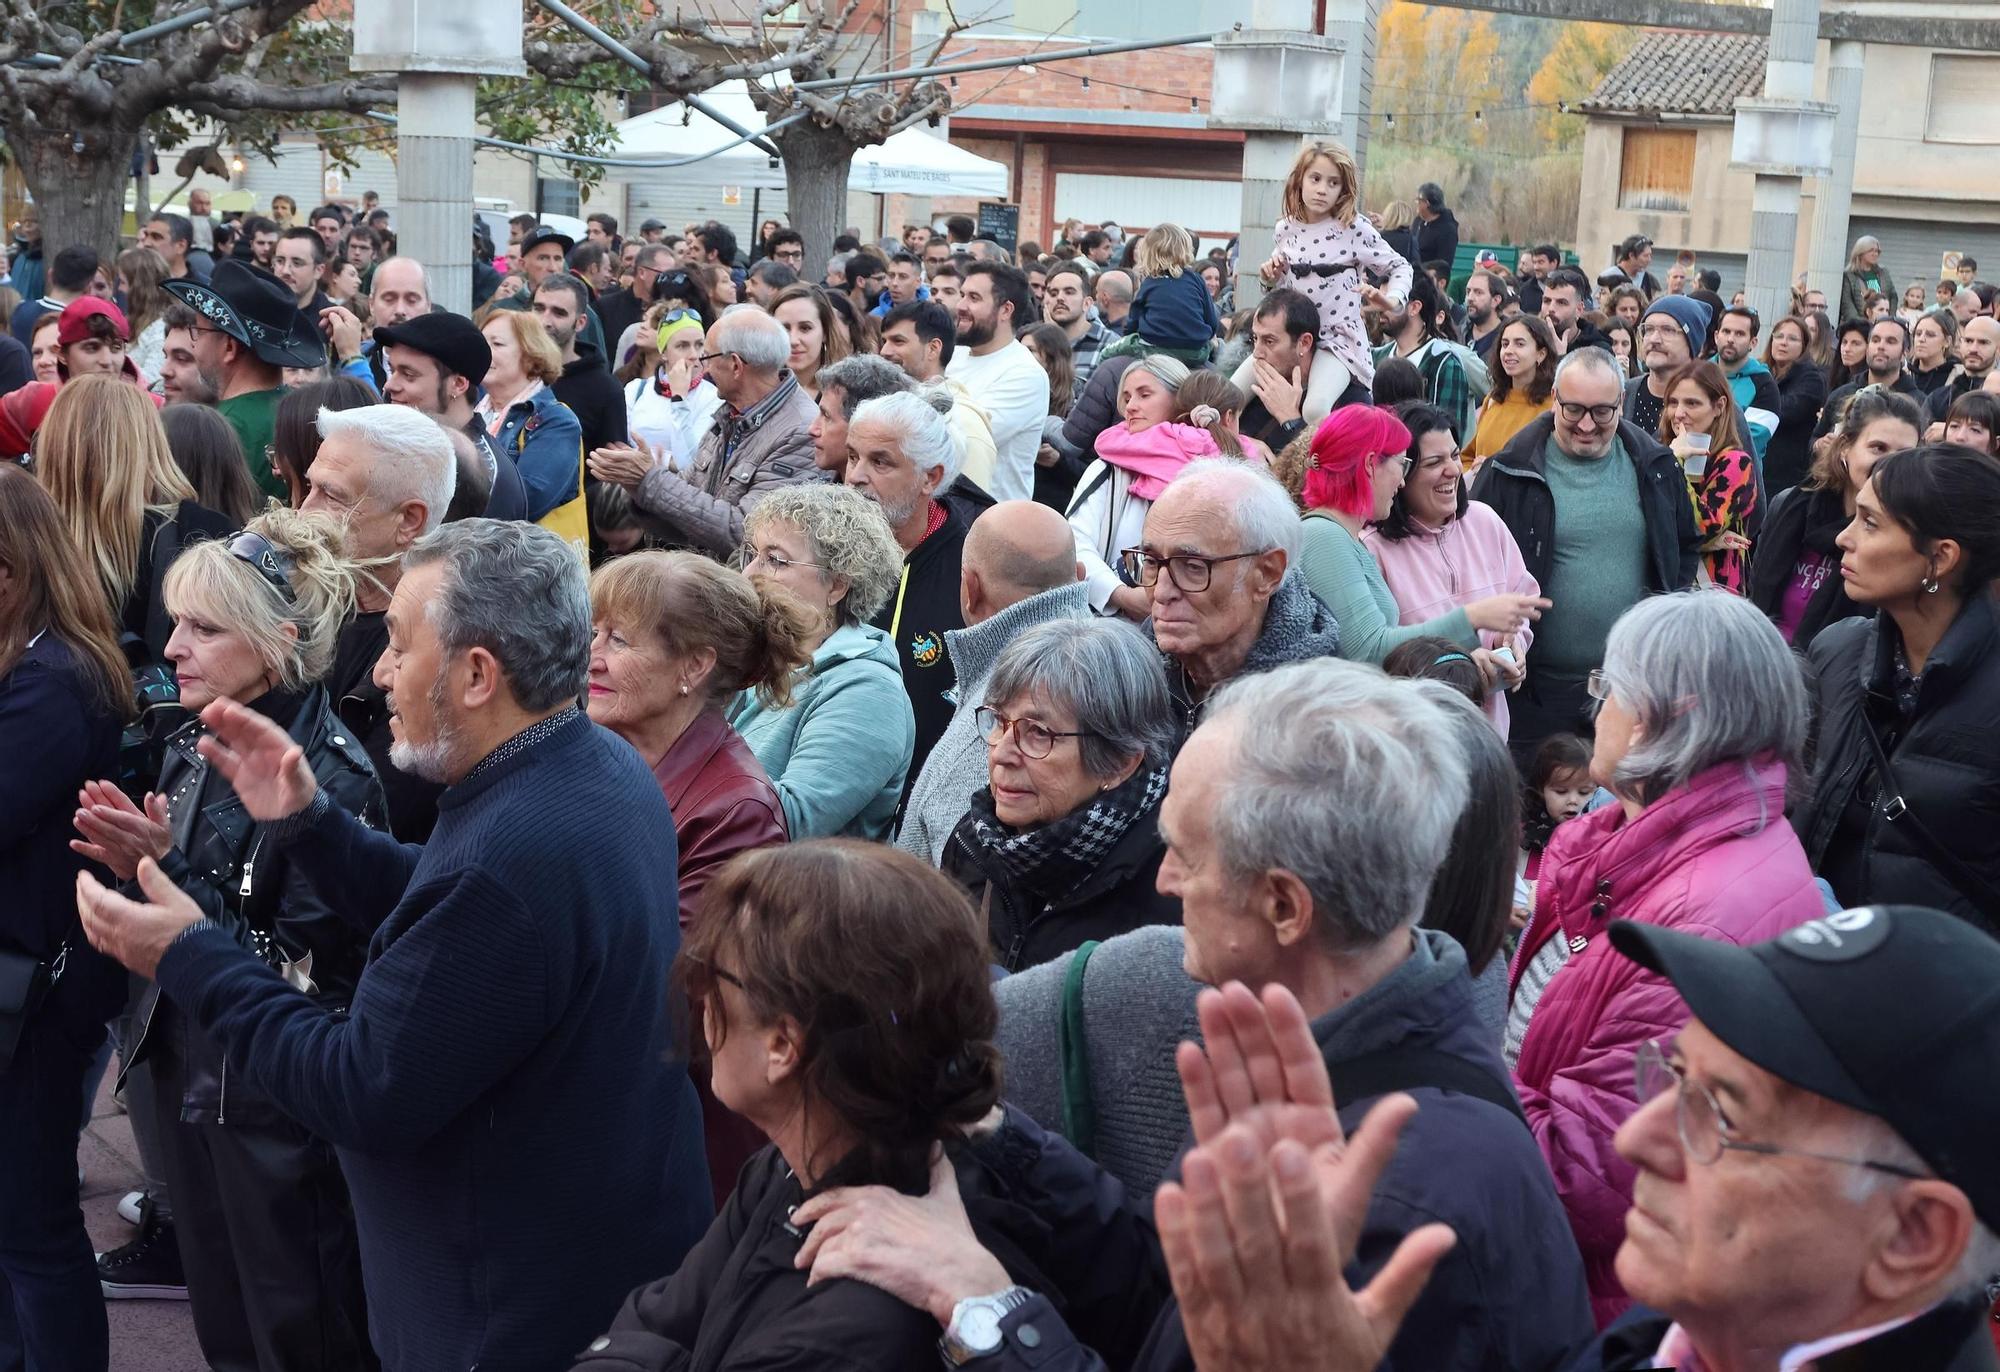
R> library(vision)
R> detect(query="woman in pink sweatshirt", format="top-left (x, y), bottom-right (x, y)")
top-left (1364, 403), bottom-right (1541, 739)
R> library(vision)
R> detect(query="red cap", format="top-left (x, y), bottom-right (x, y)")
top-left (57, 296), bottom-right (131, 346)
top-left (0, 382), bottom-right (59, 458)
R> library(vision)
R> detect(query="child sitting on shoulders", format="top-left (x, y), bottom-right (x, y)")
top-left (1101, 223), bottom-right (1220, 366)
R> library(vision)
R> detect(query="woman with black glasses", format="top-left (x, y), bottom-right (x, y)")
top-left (71, 507), bottom-right (385, 1371)
top-left (942, 619), bottom-right (1180, 971)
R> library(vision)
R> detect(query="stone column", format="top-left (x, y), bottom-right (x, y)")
top-left (1729, 0), bottom-right (1835, 326)
top-left (395, 75), bottom-right (478, 316)
top-left (1806, 39), bottom-right (1864, 298)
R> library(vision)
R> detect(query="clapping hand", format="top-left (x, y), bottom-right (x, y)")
top-left (71, 782), bottom-right (171, 882)
top-left (588, 437), bottom-right (661, 489)
top-left (193, 698), bottom-right (318, 822)
top-left (76, 859), bottom-right (206, 980)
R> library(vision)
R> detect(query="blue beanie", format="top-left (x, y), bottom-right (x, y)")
top-left (1642, 294), bottom-right (1711, 360)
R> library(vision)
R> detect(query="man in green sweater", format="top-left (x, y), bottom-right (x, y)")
top-left (1470, 347), bottom-right (1701, 756)
top-left (164, 260), bottom-right (328, 500)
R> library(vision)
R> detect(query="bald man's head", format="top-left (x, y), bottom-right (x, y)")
top-left (961, 500), bottom-right (1080, 623)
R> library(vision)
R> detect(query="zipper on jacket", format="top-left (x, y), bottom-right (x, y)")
top-left (217, 1055), bottom-right (227, 1126)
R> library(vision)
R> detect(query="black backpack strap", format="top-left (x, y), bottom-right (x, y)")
top-left (1329, 1044), bottom-right (1529, 1133)
top-left (141, 515), bottom-right (184, 661)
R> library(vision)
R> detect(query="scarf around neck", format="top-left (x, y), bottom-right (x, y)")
top-left (964, 757), bottom-right (1168, 901)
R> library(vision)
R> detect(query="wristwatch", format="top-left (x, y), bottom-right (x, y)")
top-left (939, 1286), bottom-right (1033, 1365)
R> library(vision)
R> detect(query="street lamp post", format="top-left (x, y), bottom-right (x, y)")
top-left (350, 0), bottom-right (525, 316)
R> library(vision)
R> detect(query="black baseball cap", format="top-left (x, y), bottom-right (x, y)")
top-left (374, 313), bottom-right (491, 383)
top-left (518, 225), bottom-right (574, 257)
top-left (1611, 907), bottom-right (2000, 1230)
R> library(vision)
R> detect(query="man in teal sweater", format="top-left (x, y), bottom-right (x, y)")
top-left (77, 521), bottom-right (711, 1372)
top-left (1471, 347), bottom-right (1701, 757)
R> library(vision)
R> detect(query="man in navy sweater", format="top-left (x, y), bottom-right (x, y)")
top-left (77, 520), bottom-right (711, 1372)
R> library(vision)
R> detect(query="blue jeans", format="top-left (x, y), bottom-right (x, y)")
top-left (0, 1008), bottom-right (109, 1372)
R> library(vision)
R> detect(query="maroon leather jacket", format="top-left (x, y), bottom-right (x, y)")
top-left (650, 709), bottom-right (787, 926)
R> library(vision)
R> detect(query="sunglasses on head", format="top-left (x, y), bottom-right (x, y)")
top-left (227, 530), bottom-right (296, 603)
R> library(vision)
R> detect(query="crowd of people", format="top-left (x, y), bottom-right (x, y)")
top-left (3, 150), bottom-right (2000, 1372)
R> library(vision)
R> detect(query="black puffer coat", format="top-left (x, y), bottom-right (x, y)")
top-left (126, 685), bottom-right (385, 1124)
top-left (1797, 596), bottom-right (2000, 927)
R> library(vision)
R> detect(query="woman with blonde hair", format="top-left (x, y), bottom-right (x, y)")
top-left (71, 505), bottom-right (383, 1371)
top-left (116, 246), bottom-right (173, 381)
top-left (32, 375), bottom-right (233, 664)
top-left (1840, 233), bottom-right (1896, 323)
top-left (478, 307), bottom-right (588, 543)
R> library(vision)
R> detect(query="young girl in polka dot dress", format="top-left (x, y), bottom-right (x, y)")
top-left (1232, 140), bottom-right (1414, 428)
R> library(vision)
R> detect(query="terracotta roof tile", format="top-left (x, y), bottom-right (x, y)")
top-left (1582, 31), bottom-right (1768, 117)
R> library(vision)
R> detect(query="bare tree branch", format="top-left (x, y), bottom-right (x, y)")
top-left (181, 73), bottom-right (398, 114)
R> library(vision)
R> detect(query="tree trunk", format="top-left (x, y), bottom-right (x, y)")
top-left (8, 123), bottom-right (139, 260)
top-left (133, 133), bottom-right (154, 228)
top-left (774, 119), bottom-right (856, 284)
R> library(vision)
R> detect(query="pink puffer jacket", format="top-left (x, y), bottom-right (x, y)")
top-left (1508, 757), bottom-right (1825, 1328)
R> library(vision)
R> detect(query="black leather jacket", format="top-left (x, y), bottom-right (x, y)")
top-left (126, 685), bottom-right (384, 1126)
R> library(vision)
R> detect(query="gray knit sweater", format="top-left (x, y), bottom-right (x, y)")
top-left (993, 925), bottom-right (1201, 1201)
top-left (894, 581), bottom-right (1095, 864)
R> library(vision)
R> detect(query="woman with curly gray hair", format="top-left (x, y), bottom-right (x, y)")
top-left (725, 483), bottom-right (914, 838)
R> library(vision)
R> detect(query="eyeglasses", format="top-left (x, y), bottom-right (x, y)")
top-left (1632, 1041), bottom-right (1929, 1177)
top-left (698, 351), bottom-right (736, 366)
top-left (1555, 398), bottom-right (1621, 427)
top-left (1118, 548), bottom-right (1265, 594)
top-left (1382, 453), bottom-right (1416, 478)
top-left (226, 530), bottom-right (297, 603)
top-left (975, 706), bottom-right (1092, 760)
top-left (773, 247), bottom-right (805, 264)
top-left (732, 545), bottom-right (820, 575)
top-left (1585, 668), bottom-right (1612, 702)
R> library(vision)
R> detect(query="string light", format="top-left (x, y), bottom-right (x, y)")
top-left (1190, 95), bottom-right (1199, 112)
top-left (1474, 108), bottom-right (1483, 122)
top-left (1020, 63), bottom-right (1037, 74)
top-left (1080, 75), bottom-right (1089, 90)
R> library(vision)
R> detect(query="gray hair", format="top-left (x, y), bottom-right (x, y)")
top-left (984, 619), bottom-right (1176, 778)
top-left (401, 520), bottom-right (590, 710)
top-left (1598, 590), bottom-right (1806, 808)
top-left (850, 390), bottom-right (964, 488)
top-left (1554, 345), bottom-right (1622, 391)
top-left (826, 250), bottom-right (854, 281)
top-left (712, 304), bottom-right (791, 373)
top-left (1839, 1114), bottom-right (2000, 1299)
top-left (818, 352), bottom-right (912, 418)
top-left (1171, 457), bottom-right (1302, 564)
top-left (318, 403), bottom-right (457, 534)
top-left (1204, 659), bottom-right (1471, 948)
top-left (1128, 352), bottom-right (1191, 394)
top-left (742, 483), bottom-right (904, 625)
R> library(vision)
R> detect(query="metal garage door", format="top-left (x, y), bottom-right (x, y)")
top-left (1851, 213), bottom-right (2000, 301)
top-left (239, 141), bottom-right (401, 213)
top-left (621, 177), bottom-right (791, 253)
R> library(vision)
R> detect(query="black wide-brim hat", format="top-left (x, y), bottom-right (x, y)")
top-left (164, 259), bottom-right (328, 369)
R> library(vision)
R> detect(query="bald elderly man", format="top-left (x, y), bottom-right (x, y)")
top-left (896, 500), bottom-right (1089, 862)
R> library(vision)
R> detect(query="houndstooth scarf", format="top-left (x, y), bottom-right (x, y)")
top-left (963, 759), bottom-right (1169, 902)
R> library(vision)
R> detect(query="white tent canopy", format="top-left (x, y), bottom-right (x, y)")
top-left (609, 81), bottom-right (1008, 199)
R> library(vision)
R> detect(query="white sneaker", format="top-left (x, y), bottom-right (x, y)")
top-left (117, 1190), bottom-right (144, 1226)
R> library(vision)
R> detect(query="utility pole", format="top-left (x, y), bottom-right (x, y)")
top-left (1208, 0), bottom-right (1345, 309)
top-left (1728, 0), bottom-right (1837, 326)
top-left (351, 0), bottom-right (525, 316)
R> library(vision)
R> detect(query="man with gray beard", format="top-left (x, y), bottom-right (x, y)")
top-left (75, 519), bottom-right (711, 1372)
top-left (844, 388), bottom-right (987, 783)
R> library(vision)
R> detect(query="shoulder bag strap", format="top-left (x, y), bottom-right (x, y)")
top-left (141, 516), bottom-right (183, 661)
top-left (1329, 1044), bottom-right (1529, 1134)
top-left (1857, 711), bottom-right (2000, 914)
top-left (1058, 939), bottom-right (1103, 1160)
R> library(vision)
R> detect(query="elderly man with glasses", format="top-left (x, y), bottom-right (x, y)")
top-left (1471, 347), bottom-right (1700, 756)
top-left (590, 305), bottom-right (824, 558)
top-left (1571, 904), bottom-right (2000, 1370)
top-left (1123, 459), bottom-right (1341, 735)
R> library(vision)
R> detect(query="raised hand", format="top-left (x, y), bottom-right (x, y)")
top-left (71, 782), bottom-right (172, 881)
top-left (1156, 1104), bottom-right (1455, 1372)
top-left (193, 698), bottom-right (318, 822)
top-left (1180, 982), bottom-right (1344, 1157)
top-left (587, 442), bottom-right (654, 489)
top-left (77, 858), bottom-right (207, 980)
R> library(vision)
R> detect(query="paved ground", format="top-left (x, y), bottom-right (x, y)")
top-left (81, 1071), bottom-right (205, 1371)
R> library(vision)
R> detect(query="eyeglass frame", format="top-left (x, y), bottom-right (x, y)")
top-left (1554, 395), bottom-right (1622, 427)
top-left (974, 705), bottom-right (1093, 761)
top-left (733, 544), bottom-right (822, 575)
top-left (1586, 668), bottom-right (1613, 702)
top-left (1117, 547), bottom-right (1268, 594)
top-left (1631, 1040), bottom-right (1930, 1179)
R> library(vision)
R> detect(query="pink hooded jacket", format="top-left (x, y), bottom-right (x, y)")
top-left (1507, 757), bottom-right (1825, 1328)
top-left (1365, 504), bottom-right (1537, 739)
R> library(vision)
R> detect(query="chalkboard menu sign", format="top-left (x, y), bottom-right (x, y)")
top-left (977, 202), bottom-right (1020, 254)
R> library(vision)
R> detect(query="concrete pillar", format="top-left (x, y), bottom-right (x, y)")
top-left (1729, 0), bottom-right (1834, 324)
top-left (1807, 39), bottom-right (1864, 298)
top-left (1238, 132), bottom-right (1302, 310)
top-left (1323, 0), bottom-right (1387, 173)
top-left (397, 75), bottom-right (478, 316)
